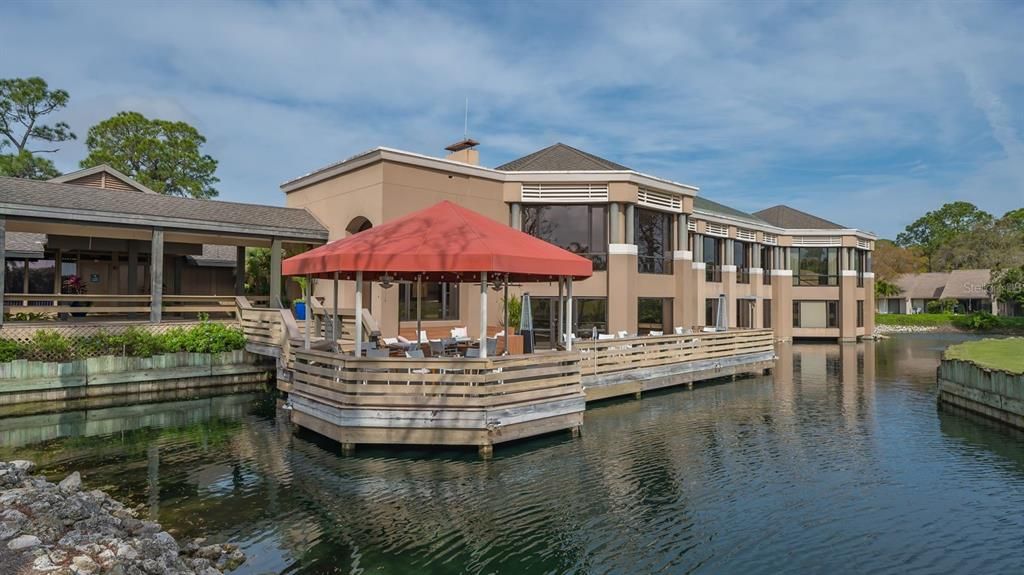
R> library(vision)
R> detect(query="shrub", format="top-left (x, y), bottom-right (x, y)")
top-left (953, 312), bottom-right (1000, 331)
top-left (926, 298), bottom-right (958, 314)
top-left (875, 313), bottom-right (954, 327)
top-left (162, 322), bottom-right (246, 354)
top-left (0, 339), bottom-right (22, 362)
top-left (25, 330), bottom-right (74, 362)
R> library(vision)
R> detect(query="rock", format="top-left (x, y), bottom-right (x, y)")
top-left (10, 460), bottom-right (35, 474)
top-left (59, 471), bottom-right (82, 494)
top-left (7, 533), bottom-right (42, 550)
top-left (71, 554), bottom-right (100, 574)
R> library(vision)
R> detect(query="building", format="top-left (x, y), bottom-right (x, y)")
top-left (0, 165), bottom-right (327, 323)
top-left (879, 269), bottom-right (999, 314)
top-left (283, 141), bottom-right (876, 341)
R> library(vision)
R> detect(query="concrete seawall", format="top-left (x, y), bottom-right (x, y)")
top-left (937, 359), bottom-right (1024, 430)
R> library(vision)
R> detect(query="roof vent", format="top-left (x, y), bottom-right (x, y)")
top-left (444, 138), bottom-right (480, 165)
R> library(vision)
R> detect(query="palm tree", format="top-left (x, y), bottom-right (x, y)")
top-left (875, 278), bottom-right (902, 298)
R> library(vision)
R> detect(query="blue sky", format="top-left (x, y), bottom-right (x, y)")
top-left (3, 0), bottom-right (1023, 238)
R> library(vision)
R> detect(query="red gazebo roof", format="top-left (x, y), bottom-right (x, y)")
top-left (282, 201), bottom-right (593, 282)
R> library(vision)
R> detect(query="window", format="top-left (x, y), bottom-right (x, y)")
top-left (854, 249), bottom-right (866, 288)
top-left (575, 298), bottom-right (608, 336)
top-left (791, 247), bottom-right (839, 286)
top-left (522, 205), bottom-right (608, 271)
top-left (763, 299), bottom-right (772, 328)
top-left (4, 259), bottom-right (25, 294)
top-left (635, 208), bottom-right (673, 274)
top-left (857, 300), bottom-right (864, 327)
top-left (703, 236), bottom-right (722, 282)
top-left (793, 300), bottom-right (839, 328)
top-left (737, 300), bottom-right (753, 328)
top-left (399, 282), bottom-right (459, 321)
top-left (735, 241), bottom-right (750, 284)
top-left (638, 297), bottom-right (672, 334)
top-left (27, 259), bottom-right (56, 294)
top-left (705, 298), bottom-right (721, 327)
top-left (761, 245), bottom-right (773, 285)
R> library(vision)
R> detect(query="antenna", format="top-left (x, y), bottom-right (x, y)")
top-left (464, 97), bottom-right (469, 139)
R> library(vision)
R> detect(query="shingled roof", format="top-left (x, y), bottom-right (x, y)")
top-left (754, 205), bottom-right (844, 230)
top-left (496, 143), bottom-right (630, 171)
top-left (0, 177), bottom-right (327, 241)
top-left (694, 197), bottom-right (771, 226)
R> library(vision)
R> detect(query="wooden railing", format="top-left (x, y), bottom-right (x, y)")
top-left (289, 349), bottom-right (582, 410)
top-left (3, 293), bottom-right (242, 317)
top-left (574, 329), bottom-right (775, 378)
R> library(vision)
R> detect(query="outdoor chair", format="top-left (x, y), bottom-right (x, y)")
top-left (486, 337), bottom-right (497, 356)
top-left (366, 348), bottom-right (389, 358)
top-left (451, 326), bottom-right (470, 341)
top-left (465, 348), bottom-right (481, 358)
top-left (404, 349), bottom-right (430, 385)
top-left (428, 339), bottom-right (445, 357)
top-left (617, 330), bottom-right (629, 339)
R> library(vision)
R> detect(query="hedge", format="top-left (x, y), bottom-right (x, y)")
top-left (0, 322), bottom-right (246, 363)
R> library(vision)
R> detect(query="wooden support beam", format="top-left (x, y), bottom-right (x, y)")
top-left (149, 228), bottom-right (164, 323)
top-left (270, 237), bottom-right (283, 308)
top-left (235, 246), bottom-right (245, 296)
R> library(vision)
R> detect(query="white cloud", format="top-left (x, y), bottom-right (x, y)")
top-left (2, 0), bottom-right (1022, 236)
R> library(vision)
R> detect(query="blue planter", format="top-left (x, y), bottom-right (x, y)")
top-left (294, 301), bottom-right (306, 320)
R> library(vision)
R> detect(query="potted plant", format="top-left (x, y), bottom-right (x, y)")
top-left (501, 295), bottom-right (522, 335)
top-left (62, 275), bottom-right (88, 318)
top-left (291, 277), bottom-right (310, 320)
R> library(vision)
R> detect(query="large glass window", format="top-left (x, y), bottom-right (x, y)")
top-left (635, 208), bottom-right (673, 274)
top-left (27, 259), bottom-right (56, 294)
top-left (791, 247), bottom-right (839, 286)
top-left (4, 259), bottom-right (25, 294)
top-left (705, 298), bottom-right (721, 327)
top-left (735, 241), bottom-right (750, 284)
top-left (763, 298), bottom-right (772, 328)
top-left (761, 245), bottom-right (773, 285)
top-left (737, 299), bottom-right (753, 328)
top-left (528, 296), bottom-right (608, 345)
top-left (399, 282), bottom-right (459, 321)
top-left (703, 236), bottom-right (722, 282)
top-left (857, 300), bottom-right (864, 327)
top-left (522, 205), bottom-right (607, 271)
top-left (793, 300), bottom-right (839, 328)
top-left (854, 249), bottom-right (866, 287)
top-left (638, 297), bottom-right (672, 334)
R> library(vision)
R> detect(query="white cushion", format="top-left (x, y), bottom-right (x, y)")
top-left (382, 337), bottom-right (399, 345)
top-left (617, 331), bottom-right (629, 338)
top-left (597, 333), bottom-right (615, 340)
top-left (649, 330), bottom-right (663, 336)
top-left (451, 327), bottom-right (469, 338)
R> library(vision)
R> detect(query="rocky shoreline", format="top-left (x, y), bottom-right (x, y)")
top-left (1, 461), bottom-right (244, 575)
top-left (873, 324), bottom-right (942, 335)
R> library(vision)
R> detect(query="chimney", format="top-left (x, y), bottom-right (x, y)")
top-left (444, 138), bottom-right (480, 165)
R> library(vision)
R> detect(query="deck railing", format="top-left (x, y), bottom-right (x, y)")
top-left (289, 349), bottom-right (583, 410)
top-left (2, 293), bottom-right (244, 317)
top-left (574, 328), bottom-right (775, 378)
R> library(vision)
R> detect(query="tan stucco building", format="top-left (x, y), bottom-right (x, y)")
top-left (283, 142), bottom-right (876, 342)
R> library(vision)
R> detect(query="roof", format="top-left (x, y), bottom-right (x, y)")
top-left (0, 177), bottom-right (327, 241)
top-left (187, 244), bottom-right (239, 267)
top-left (495, 143), bottom-right (630, 172)
top-left (694, 196), bottom-right (772, 226)
top-left (282, 200), bottom-right (594, 282)
top-left (4, 232), bottom-right (46, 258)
top-left (941, 269), bottom-right (991, 299)
top-left (49, 164), bottom-right (159, 194)
top-left (893, 272), bottom-right (953, 299)
top-left (754, 205), bottom-right (844, 230)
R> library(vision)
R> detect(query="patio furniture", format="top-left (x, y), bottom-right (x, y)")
top-left (598, 333), bottom-right (615, 340)
top-left (617, 331), bottom-right (629, 338)
top-left (428, 339), bottom-right (446, 357)
top-left (486, 337), bottom-right (497, 356)
top-left (649, 330), bottom-right (663, 336)
top-left (366, 348), bottom-right (389, 358)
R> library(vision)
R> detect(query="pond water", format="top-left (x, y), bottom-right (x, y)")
top-left (3, 333), bottom-right (1024, 574)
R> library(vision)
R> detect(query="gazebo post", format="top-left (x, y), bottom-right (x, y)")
top-left (354, 271), bottom-right (363, 357)
top-left (303, 274), bottom-right (311, 350)
top-left (416, 274), bottom-right (422, 346)
top-left (332, 272), bottom-right (339, 352)
top-left (502, 274), bottom-right (509, 355)
top-left (479, 271), bottom-right (488, 358)
top-left (566, 276), bottom-right (574, 351)
top-left (557, 278), bottom-right (564, 349)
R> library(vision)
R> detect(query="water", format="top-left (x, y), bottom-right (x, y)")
top-left (3, 333), bottom-right (1024, 574)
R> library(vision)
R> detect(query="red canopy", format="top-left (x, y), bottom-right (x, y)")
top-left (282, 201), bottom-right (593, 282)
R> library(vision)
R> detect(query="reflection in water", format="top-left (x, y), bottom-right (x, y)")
top-left (2, 335), bottom-right (1024, 574)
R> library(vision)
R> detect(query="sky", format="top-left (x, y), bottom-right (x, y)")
top-left (3, 0), bottom-right (1023, 238)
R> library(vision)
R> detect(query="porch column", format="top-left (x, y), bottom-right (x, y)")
top-left (479, 271), bottom-right (488, 358)
top-left (173, 255), bottom-right (183, 295)
top-left (234, 246), bottom-right (245, 296)
top-left (150, 228), bottom-right (164, 323)
top-left (354, 271), bottom-right (363, 357)
top-left (0, 216), bottom-right (5, 325)
top-left (270, 238), bottom-right (283, 308)
top-left (677, 214), bottom-right (688, 252)
top-left (128, 242), bottom-right (139, 295)
top-left (609, 203), bottom-right (621, 243)
top-left (624, 204), bottom-right (635, 244)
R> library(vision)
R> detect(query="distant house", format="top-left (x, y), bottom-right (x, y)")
top-left (878, 269), bottom-right (1003, 314)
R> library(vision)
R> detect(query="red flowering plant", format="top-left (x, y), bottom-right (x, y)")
top-left (62, 275), bottom-right (88, 295)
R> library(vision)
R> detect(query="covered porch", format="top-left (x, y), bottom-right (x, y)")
top-left (0, 175), bottom-right (328, 329)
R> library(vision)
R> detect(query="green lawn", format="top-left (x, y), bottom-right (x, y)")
top-left (944, 338), bottom-right (1024, 374)
top-left (875, 313), bottom-right (954, 327)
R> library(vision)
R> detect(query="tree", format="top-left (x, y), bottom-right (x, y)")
top-left (1002, 208), bottom-right (1024, 233)
top-left (872, 239), bottom-right (927, 280)
top-left (81, 111), bottom-right (219, 198)
top-left (896, 201), bottom-right (993, 271)
top-left (988, 266), bottom-right (1024, 308)
top-left (932, 217), bottom-right (1024, 272)
top-left (874, 278), bottom-right (902, 298)
top-left (0, 77), bottom-right (75, 179)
